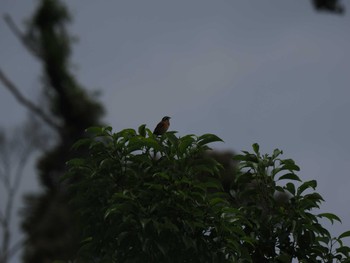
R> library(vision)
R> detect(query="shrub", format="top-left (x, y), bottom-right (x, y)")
top-left (66, 126), bottom-right (350, 262)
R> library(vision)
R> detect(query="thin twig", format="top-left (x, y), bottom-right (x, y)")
top-left (2, 237), bottom-right (25, 262)
top-left (11, 142), bottom-right (33, 201)
top-left (0, 211), bottom-right (4, 226)
top-left (3, 14), bottom-right (40, 58)
top-left (0, 68), bottom-right (60, 131)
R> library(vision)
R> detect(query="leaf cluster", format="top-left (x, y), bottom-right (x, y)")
top-left (231, 143), bottom-right (350, 262)
top-left (66, 130), bottom-right (350, 262)
top-left (67, 126), bottom-right (248, 262)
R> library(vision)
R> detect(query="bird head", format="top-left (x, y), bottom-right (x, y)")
top-left (162, 116), bottom-right (171, 121)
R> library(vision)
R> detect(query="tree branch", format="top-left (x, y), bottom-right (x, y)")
top-left (3, 14), bottom-right (40, 58)
top-left (2, 237), bottom-right (25, 262)
top-left (0, 68), bottom-right (60, 131)
top-left (0, 210), bottom-right (4, 226)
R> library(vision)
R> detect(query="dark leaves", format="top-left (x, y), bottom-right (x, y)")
top-left (66, 132), bottom-right (350, 262)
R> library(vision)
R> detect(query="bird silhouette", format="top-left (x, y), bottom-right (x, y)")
top-left (153, 116), bottom-right (171, 135)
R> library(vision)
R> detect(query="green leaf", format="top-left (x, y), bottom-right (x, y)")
top-left (275, 186), bottom-right (285, 192)
top-left (285, 182), bottom-right (295, 195)
top-left (210, 197), bottom-right (225, 206)
top-left (140, 218), bottom-right (151, 229)
top-left (165, 132), bottom-right (178, 145)
top-left (71, 138), bottom-right (92, 150)
top-left (278, 173), bottom-right (301, 182)
top-left (275, 253), bottom-right (292, 263)
top-left (119, 128), bottom-right (137, 138)
top-left (246, 154), bottom-right (259, 163)
top-left (127, 137), bottom-right (161, 152)
top-left (192, 165), bottom-right (216, 175)
top-left (102, 126), bottom-right (113, 133)
top-left (233, 154), bottom-right (248, 161)
top-left (153, 172), bottom-right (170, 180)
top-left (125, 137), bottom-right (144, 153)
top-left (339, 230), bottom-right (350, 239)
top-left (178, 135), bottom-right (195, 155)
top-left (66, 158), bottom-right (86, 167)
top-left (145, 183), bottom-right (163, 191)
top-left (144, 137), bottom-right (163, 150)
top-left (104, 208), bottom-right (117, 219)
top-left (280, 159), bottom-right (300, 171)
top-left (305, 192), bottom-right (324, 203)
top-left (336, 246), bottom-right (350, 255)
top-left (138, 124), bottom-right (146, 137)
top-left (318, 213), bottom-right (342, 224)
top-left (156, 242), bottom-right (168, 256)
top-left (199, 180), bottom-right (222, 190)
top-left (316, 236), bottom-right (330, 245)
top-left (272, 148), bottom-right (283, 158)
top-left (85, 126), bottom-right (104, 135)
top-left (252, 143), bottom-right (259, 154)
top-left (143, 128), bottom-right (153, 137)
top-left (241, 236), bottom-right (255, 247)
top-left (80, 236), bottom-right (93, 244)
top-left (297, 180), bottom-right (317, 195)
top-left (197, 134), bottom-right (223, 146)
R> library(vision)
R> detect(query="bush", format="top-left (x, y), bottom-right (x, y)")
top-left (66, 126), bottom-right (350, 262)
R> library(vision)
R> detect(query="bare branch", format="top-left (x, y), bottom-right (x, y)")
top-left (3, 14), bottom-right (40, 58)
top-left (0, 68), bottom-right (60, 131)
top-left (0, 210), bottom-right (4, 226)
top-left (0, 123), bottom-right (43, 263)
top-left (1, 237), bottom-right (25, 263)
top-left (11, 142), bottom-right (33, 198)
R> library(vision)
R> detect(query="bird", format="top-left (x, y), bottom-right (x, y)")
top-left (153, 116), bottom-right (171, 136)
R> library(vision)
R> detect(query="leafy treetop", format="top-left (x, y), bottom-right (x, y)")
top-left (66, 126), bottom-right (350, 263)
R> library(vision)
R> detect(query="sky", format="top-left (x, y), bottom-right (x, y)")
top-left (1, 0), bottom-right (350, 262)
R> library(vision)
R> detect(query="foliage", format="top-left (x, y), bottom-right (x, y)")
top-left (67, 126), bottom-right (247, 262)
top-left (67, 127), bottom-right (350, 262)
top-left (232, 143), bottom-right (350, 262)
top-left (20, 0), bottom-right (105, 262)
top-left (26, 0), bottom-right (104, 127)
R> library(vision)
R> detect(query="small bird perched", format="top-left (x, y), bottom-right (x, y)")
top-left (153, 116), bottom-right (171, 135)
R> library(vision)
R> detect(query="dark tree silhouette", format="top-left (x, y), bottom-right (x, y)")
top-left (2, 0), bottom-right (104, 262)
top-left (0, 120), bottom-right (45, 263)
top-left (312, 0), bottom-right (344, 14)
top-left (66, 127), bottom-right (350, 262)
top-left (0, 0), bottom-right (345, 262)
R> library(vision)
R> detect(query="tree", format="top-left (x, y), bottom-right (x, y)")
top-left (18, 0), bottom-right (105, 262)
top-left (0, 0), bottom-right (104, 261)
top-left (0, 118), bottom-right (48, 263)
top-left (0, 0), bottom-right (345, 262)
top-left (67, 126), bottom-right (350, 262)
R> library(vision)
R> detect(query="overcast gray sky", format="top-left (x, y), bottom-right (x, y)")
top-left (1, 1), bottom-right (350, 262)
